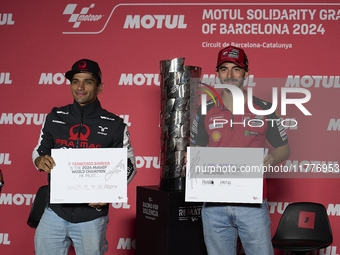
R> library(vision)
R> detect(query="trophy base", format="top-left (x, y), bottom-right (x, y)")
top-left (159, 177), bottom-right (185, 191)
top-left (136, 185), bottom-right (207, 255)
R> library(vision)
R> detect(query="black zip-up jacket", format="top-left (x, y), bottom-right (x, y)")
top-left (33, 98), bottom-right (136, 223)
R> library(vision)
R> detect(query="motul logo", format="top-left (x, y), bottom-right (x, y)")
top-left (0, 153), bottom-right (11, 165)
top-left (119, 73), bottom-right (160, 86)
top-left (39, 73), bottom-right (70, 85)
top-left (0, 233), bottom-right (10, 245)
top-left (0, 14), bottom-right (14, 25)
top-left (123, 15), bottom-right (187, 29)
top-left (328, 119), bottom-right (340, 131)
top-left (135, 156), bottom-right (160, 169)
top-left (0, 113), bottom-right (46, 125)
top-left (117, 238), bottom-right (136, 250)
top-left (0, 193), bottom-right (35, 206)
top-left (0, 73), bottom-right (12, 84)
top-left (285, 75), bottom-right (340, 88)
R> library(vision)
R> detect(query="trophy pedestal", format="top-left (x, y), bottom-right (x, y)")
top-left (159, 177), bottom-right (185, 191)
top-left (136, 185), bottom-right (207, 255)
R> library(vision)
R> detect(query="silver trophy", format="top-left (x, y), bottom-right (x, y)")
top-left (159, 58), bottom-right (201, 191)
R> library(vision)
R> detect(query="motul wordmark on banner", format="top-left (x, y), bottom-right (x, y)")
top-left (123, 15), bottom-right (187, 29)
top-left (0, 73), bottom-right (12, 84)
top-left (0, 14), bottom-right (14, 25)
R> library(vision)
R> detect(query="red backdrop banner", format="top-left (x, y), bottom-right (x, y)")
top-left (1, 1), bottom-right (339, 254)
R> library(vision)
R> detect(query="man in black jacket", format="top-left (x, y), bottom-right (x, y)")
top-left (32, 59), bottom-right (136, 255)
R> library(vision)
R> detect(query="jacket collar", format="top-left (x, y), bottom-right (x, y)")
top-left (71, 98), bottom-right (102, 116)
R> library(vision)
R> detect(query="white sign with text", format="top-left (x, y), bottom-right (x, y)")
top-left (51, 148), bottom-right (127, 203)
top-left (185, 147), bottom-right (264, 203)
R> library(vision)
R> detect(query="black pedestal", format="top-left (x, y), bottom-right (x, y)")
top-left (136, 185), bottom-right (207, 255)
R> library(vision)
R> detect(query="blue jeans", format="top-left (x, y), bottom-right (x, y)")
top-left (202, 200), bottom-right (274, 255)
top-left (35, 207), bottom-right (108, 255)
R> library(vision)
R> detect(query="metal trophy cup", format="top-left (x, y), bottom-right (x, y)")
top-left (159, 58), bottom-right (201, 191)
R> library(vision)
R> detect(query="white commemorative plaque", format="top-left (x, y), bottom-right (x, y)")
top-left (50, 148), bottom-right (127, 203)
top-left (185, 147), bottom-right (264, 203)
